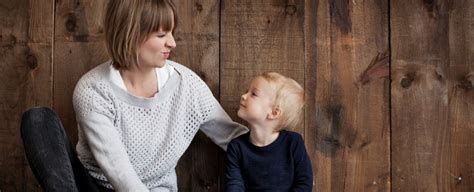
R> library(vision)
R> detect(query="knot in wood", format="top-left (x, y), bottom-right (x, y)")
top-left (400, 78), bottom-right (412, 88)
top-left (26, 54), bottom-right (38, 70)
top-left (459, 73), bottom-right (473, 91)
top-left (285, 5), bottom-right (297, 15)
top-left (195, 2), bottom-right (203, 12)
top-left (400, 73), bottom-right (416, 88)
top-left (65, 13), bottom-right (77, 32)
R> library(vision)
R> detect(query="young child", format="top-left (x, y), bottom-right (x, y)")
top-left (225, 72), bottom-right (313, 191)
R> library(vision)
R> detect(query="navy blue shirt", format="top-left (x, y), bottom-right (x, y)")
top-left (225, 130), bottom-right (313, 192)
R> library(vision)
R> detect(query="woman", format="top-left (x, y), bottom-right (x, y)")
top-left (22, 0), bottom-right (247, 191)
top-left (73, 0), bottom-right (248, 191)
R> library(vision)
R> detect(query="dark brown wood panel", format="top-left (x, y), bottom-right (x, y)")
top-left (53, 0), bottom-right (109, 142)
top-left (0, 0), bottom-right (53, 190)
top-left (445, 1), bottom-right (474, 190)
top-left (392, 0), bottom-right (474, 191)
top-left (306, 0), bottom-right (390, 191)
top-left (172, 0), bottom-right (222, 191)
top-left (220, 0), bottom-right (306, 133)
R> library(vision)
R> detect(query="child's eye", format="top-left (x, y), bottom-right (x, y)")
top-left (251, 92), bottom-right (257, 96)
top-left (157, 34), bottom-right (166, 38)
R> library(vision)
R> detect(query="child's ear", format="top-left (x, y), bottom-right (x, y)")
top-left (267, 106), bottom-right (281, 120)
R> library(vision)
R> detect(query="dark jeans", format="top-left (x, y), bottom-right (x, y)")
top-left (21, 107), bottom-right (110, 192)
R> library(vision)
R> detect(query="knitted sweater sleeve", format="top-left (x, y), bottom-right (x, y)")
top-left (73, 81), bottom-right (149, 192)
top-left (193, 76), bottom-right (248, 151)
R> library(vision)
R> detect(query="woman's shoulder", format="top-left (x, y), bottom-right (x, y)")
top-left (73, 61), bottom-right (114, 99)
top-left (167, 60), bottom-right (212, 96)
top-left (76, 61), bottom-right (112, 86)
top-left (72, 61), bottom-right (116, 116)
top-left (167, 60), bottom-right (203, 81)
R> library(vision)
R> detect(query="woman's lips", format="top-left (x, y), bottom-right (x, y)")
top-left (163, 52), bottom-right (170, 58)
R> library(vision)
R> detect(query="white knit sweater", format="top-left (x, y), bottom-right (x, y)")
top-left (73, 60), bottom-right (248, 191)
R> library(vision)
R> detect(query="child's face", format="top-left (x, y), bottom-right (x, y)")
top-left (238, 77), bottom-right (276, 125)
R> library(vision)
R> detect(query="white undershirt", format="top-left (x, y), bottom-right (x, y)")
top-left (109, 62), bottom-right (175, 92)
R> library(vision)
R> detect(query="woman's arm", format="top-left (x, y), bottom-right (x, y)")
top-left (74, 85), bottom-right (148, 192)
top-left (193, 76), bottom-right (248, 151)
top-left (199, 98), bottom-right (248, 151)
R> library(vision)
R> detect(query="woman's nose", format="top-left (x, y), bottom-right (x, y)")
top-left (166, 34), bottom-right (176, 49)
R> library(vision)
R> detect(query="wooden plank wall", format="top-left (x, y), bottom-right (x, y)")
top-left (306, 0), bottom-right (390, 191)
top-left (0, 0), bottom-right (472, 191)
top-left (172, 0), bottom-right (222, 191)
top-left (0, 0), bottom-right (53, 190)
top-left (391, 0), bottom-right (474, 191)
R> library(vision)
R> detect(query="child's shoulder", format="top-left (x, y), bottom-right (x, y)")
top-left (229, 132), bottom-right (250, 145)
top-left (227, 132), bottom-right (250, 153)
top-left (282, 130), bottom-right (304, 141)
top-left (281, 130), bottom-right (305, 147)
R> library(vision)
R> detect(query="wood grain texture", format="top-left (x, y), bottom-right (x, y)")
top-left (391, 0), bottom-right (473, 191)
top-left (172, 0), bottom-right (223, 191)
top-left (445, 2), bottom-right (474, 190)
top-left (220, 0), bottom-right (306, 134)
top-left (1, 0), bottom-right (474, 191)
top-left (0, 0), bottom-right (53, 190)
top-left (53, 0), bottom-right (109, 143)
top-left (306, 0), bottom-right (390, 191)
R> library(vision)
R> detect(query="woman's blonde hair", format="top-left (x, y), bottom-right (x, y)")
top-left (103, 0), bottom-right (177, 69)
top-left (260, 72), bottom-right (305, 131)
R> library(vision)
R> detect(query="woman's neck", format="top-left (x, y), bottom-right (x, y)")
top-left (248, 123), bottom-right (280, 147)
top-left (119, 66), bottom-right (158, 97)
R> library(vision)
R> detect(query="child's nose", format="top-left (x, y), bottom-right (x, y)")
top-left (241, 93), bottom-right (247, 100)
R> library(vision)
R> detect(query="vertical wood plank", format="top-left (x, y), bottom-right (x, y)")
top-left (221, 0), bottom-right (306, 133)
top-left (0, 0), bottom-right (53, 190)
top-left (392, 0), bottom-right (474, 191)
top-left (445, 2), bottom-right (474, 190)
top-left (172, 0), bottom-right (222, 191)
top-left (306, 0), bottom-right (390, 191)
top-left (53, 0), bottom-right (109, 143)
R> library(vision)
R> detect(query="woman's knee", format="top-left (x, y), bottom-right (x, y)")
top-left (21, 107), bottom-right (63, 139)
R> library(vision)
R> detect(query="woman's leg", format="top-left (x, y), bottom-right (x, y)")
top-left (21, 107), bottom-right (100, 192)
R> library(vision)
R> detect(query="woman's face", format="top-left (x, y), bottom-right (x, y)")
top-left (137, 29), bottom-right (176, 68)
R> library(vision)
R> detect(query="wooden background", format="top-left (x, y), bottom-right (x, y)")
top-left (0, 0), bottom-right (472, 191)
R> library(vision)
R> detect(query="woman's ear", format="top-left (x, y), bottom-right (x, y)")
top-left (267, 106), bottom-right (281, 120)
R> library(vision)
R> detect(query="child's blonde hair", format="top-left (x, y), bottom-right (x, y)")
top-left (103, 0), bottom-right (177, 69)
top-left (260, 72), bottom-right (305, 131)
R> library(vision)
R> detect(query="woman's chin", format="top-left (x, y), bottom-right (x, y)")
top-left (154, 61), bottom-right (166, 68)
